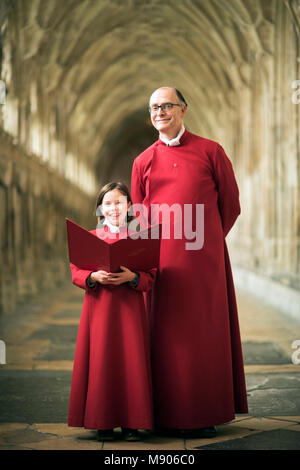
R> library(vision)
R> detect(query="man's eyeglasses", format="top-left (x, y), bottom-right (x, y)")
top-left (148, 103), bottom-right (182, 114)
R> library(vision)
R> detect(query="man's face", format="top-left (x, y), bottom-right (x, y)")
top-left (149, 88), bottom-right (186, 139)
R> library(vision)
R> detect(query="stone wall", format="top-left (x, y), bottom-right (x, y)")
top-left (208, 1), bottom-right (300, 292)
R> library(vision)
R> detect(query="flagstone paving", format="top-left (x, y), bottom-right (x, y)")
top-left (0, 282), bottom-right (299, 450)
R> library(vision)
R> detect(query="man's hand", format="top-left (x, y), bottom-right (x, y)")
top-left (90, 267), bottom-right (136, 286)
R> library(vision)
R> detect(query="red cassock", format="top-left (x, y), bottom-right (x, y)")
top-left (68, 227), bottom-right (156, 430)
top-left (131, 129), bottom-right (248, 429)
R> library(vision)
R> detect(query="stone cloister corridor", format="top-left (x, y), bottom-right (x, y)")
top-left (0, 0), bottom-right (300, 452)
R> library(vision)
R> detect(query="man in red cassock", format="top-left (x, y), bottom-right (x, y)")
top-left (130, 87), bottom-right (248, 436)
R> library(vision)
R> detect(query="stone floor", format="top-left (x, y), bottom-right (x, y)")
top-left (0, 281), bottom-right (299, 451)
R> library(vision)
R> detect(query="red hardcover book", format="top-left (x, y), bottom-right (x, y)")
top-left (66, 218), bottom-right (161, 273)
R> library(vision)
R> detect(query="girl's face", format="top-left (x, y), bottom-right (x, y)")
top-left (101, 189), bottom-right (131, 227)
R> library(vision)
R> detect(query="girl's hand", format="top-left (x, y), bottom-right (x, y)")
top-left (105, 266), bottom-right (136, 286)
top-left (90, 270), bottom-right (113, 285)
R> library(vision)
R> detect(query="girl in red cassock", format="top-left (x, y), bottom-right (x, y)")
top-left (68, 181), bottom-right (156, 442)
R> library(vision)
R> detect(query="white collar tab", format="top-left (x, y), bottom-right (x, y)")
top-left (160, 125), bottom-right (185, 147)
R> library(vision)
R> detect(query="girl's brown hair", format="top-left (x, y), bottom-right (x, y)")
top-left (95, 181), bottom-right (135, 224)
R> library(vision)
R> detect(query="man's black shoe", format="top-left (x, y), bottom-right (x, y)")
top-left (122, 428), bottom-right (141, 441)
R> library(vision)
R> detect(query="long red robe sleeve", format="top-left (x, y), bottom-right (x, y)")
top-left (70, 262), bottom-right (98, 291)
top-left (212, 144), bottom-right (241, 237)
top-left (131, 159), bottom-right (145, 203)
top-left (130, 268), bottom-right (157, 292)
top-left (70, 261), bottom-right (156, 293)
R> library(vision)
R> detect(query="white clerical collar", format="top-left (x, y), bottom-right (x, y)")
top-left (160, 125), bottom-right (185, 147)
top-left (102, 218), bottom-right (121, 233)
